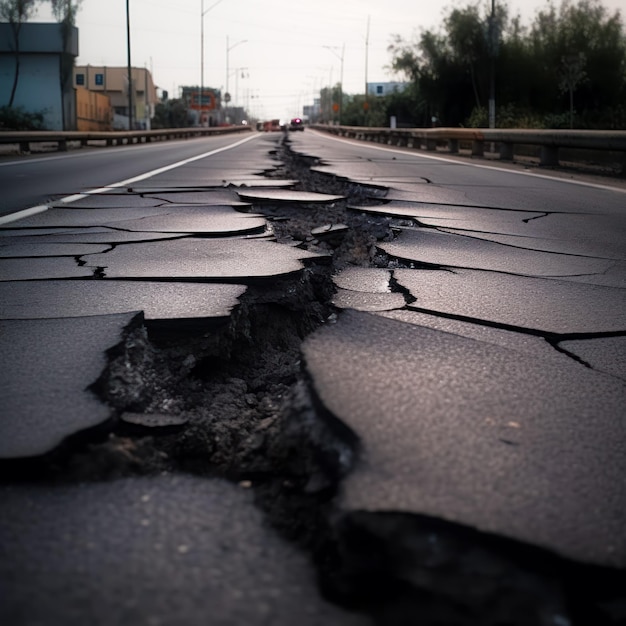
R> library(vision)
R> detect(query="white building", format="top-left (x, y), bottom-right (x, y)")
top-left (367, 82), bottom-right (409, 97)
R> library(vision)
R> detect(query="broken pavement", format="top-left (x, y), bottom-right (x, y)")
top-left (1, 131), bottom-right (625, 625)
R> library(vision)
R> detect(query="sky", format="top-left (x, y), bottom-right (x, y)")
top-left (33, 0), bottom-right (625, 122)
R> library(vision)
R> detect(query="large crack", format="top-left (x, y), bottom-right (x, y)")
top-left (4, 137), bottom-right (625, 625)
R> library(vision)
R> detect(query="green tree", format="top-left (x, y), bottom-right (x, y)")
top-left (151, 99), bottom-right (190, 129)
top-left (48, 0), bottom-right (82, 128)
top-left (389, 3), bottom-right (509, 127)
top-left (388, 0), bottom-right (626, 129)
top-left (0, 0), bottom-right (42, 107)
top-left (318, 84), bottom-right (344, 124)
top-left (445, 5), bottom-right (489, 110)
top-left (341, 93), bottom-right (388, 127)
top-left (529, 0), bottom-right (625, 128)
top-left (559, 52), bottom-right (587, 128)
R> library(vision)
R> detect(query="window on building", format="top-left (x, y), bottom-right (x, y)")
top-left (95, 74), bottom-right (104, 86)
top-left (76, 74), bottom-right (85, 86)
top-left (376, 85), bottom-right (383, 95)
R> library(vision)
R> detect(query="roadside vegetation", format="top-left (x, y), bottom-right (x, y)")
top-left (0, 105), bottom-right (45, 130)
top-left (329, 0), bottom-right (626, 129)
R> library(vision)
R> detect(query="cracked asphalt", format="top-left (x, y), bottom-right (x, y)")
top-left (1, 130), bottom-right (625, 625)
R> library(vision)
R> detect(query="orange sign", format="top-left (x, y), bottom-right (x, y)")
top-left (332, 102), bottom-right (339, 112)
top-left (190, 90), bottom-right (216, 111)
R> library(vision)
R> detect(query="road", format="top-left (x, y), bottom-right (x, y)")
top-left (1, 129), bottom-right (625, 626)
top-left (0, 132), bottom-right (258, 217)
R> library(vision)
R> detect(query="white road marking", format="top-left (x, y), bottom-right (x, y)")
top-left (0, 133), bottom-right (259, 226)
top-left (310, 130), bottom-right (626, 194)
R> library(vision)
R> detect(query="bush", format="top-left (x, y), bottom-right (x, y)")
top-left (465, 104), bottom-right (549, 129)
top-left (0, 106), bottom-right (46, 131)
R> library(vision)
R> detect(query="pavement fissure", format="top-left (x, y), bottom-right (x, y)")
top-left (2, 135), bottom-right (624, 625)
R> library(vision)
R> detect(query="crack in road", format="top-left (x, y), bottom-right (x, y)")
top-left (523, 211), bottom-right (551, 223)
top-left (3, 137), bottom-right (624, 626)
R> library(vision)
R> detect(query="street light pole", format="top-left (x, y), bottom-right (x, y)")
top-left (126, 0), bottom-right (133, 130)
top-left (323, 44), bottom-right (344, 125)
top-left (234, 67), bottom-right (248, 110)
top-left (225, 36), bottom-right (247, 123)
top-left (200, 0), bottom-right (224, 126)
top-left (488, 0), bottom-right (496, 129)
top-left (364, 15), bottom-right (370, 125)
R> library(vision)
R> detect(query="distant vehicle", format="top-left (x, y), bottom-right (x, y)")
top-left (289, 117), bottom-right (304, 131)
top-left (263, 119), bottom-right (281, 132)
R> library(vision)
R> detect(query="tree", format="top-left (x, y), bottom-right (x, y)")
top-left (0, 0), bottom-right (42, 107)
top-left (388, 3), bottom-right (510, 127)
top-left (48, 0), bottom-right (81, 23)
top-left (388, 0), bottom-right (626, 129)
top-left (559, 52), bottom-right (587, 128)
top-left (445, 5), bottom-right (488, 110)
top-left (152, 99), bottom-right (191, 129)
top-left (48, 0), bottom-right (82, 128)
top-left (530, 0), bottom-right (625, 128)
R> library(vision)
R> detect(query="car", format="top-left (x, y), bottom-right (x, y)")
top-left (262, 119), bottom-right (282, 132)
top-left (289, 117), bottom-right (304, 131)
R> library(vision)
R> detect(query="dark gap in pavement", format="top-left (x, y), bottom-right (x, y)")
top-left (3, 137), bottom-right (624, 625)
top-left (523, 212), bottom-right (551, 223)
top-left (547, 341), bottom-right (594, 370)
top-left (388, 271), bottom-right (417, 306)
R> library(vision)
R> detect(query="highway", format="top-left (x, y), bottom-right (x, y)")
top-left (0, 132), bottom-right (258, 218)
top-left (1, 128), bottom-right (625, 625)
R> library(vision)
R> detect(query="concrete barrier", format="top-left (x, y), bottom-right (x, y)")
top-left (312, 124), bottom-right (626, 172)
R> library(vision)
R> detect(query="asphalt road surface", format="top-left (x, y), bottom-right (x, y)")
top-left (1, 129), bottom-right (624, 626)
top-left (0, 132), bottom-right (258, 217)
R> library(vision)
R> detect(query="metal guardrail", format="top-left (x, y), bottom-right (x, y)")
top-left (0, 125), bottom-right (252, 153)
top-left (312, 124), bottom-right (626, 170)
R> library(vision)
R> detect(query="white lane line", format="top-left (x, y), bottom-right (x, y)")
top-left (0, 133), bottom-right (259, 226)
top-left (0, 204), bottom-right (49, 226)
top-left (310, 130), bottom-right (626, 194)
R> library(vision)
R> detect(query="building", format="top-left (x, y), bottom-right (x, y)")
top-left (74, 65), bottom-right (157, 130)
top-left (181, 86), bottom-right (222, 126)
top-left (303, 99), bottom-right (321, 123)
top-left (367, 82), bottom-right (409, 97)
top-left (0, 22), bottom-right (78, 130)
top-left (75, 87), bottom-right (112, 131)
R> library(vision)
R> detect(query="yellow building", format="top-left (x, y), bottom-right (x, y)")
top-left (73, 66), bottom-right (157, 130)
top-left (76, 87), bottom-right (112, 131)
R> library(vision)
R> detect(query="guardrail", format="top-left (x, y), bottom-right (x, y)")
top-left (311, 124), bottom-right (626, 172)
top-left (0, 125), bottom-right (252, 153)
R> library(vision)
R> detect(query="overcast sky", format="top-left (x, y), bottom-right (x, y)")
top-left (33, 0), bottom-right (625, 121)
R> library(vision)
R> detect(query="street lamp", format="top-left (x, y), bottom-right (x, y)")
top-left (234, 67), bottom-right (249, 110)
top-left (200, 0), bottom-right (224, 125)
top-left (225, 36), bottom-right (247, 122)
top-left (323, 44), bottom-right (344, 125)
top-left (126, 0), bottom-right (132, 130)
top-left (488, 0), bottom-right (496, 129)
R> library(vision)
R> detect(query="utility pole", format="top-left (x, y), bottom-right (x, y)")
top-left (126, 0), bottom-right (133, 130)
top-left (364, 15), bottom-right (370, 125)
top-left (226, 37), bottom-right (247, 123)
top-left (488, 0), bottom-right (496, 129)
top-left (324, 44), bottom-right (345, 125)
top-left (201, 0), bottom-right (224, 126)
